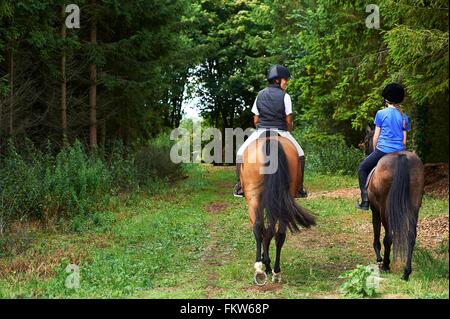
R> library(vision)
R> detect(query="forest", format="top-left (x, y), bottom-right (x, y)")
top-left (1, 0), bottom-right (447, 156)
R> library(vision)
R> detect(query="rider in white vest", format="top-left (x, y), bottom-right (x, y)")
top-left (233, 65), bottom-right (307, 198)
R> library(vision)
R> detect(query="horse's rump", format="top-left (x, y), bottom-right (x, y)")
top-left (368, 151), bottom-right (424, 261)
top-left (242, 135), bottom-right (315, 233)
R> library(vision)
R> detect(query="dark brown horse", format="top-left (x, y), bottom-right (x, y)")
top-left (240, 132), bottom-right (316, 285)
top-left (365, 129), bottom-right (424, 280)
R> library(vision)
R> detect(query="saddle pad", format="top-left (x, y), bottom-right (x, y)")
top-left (256, 129), bottom-right (281, 139)
top-left (366, 166), bottom-right (377, 188)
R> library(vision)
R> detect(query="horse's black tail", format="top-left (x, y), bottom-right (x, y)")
top-left (386, 154), bottom-right (416, 261)
top-left (261, 138), bottom-right (316, 233)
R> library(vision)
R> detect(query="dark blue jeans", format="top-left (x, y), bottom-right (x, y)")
top-left (358, 148), bottom-right (387, 190)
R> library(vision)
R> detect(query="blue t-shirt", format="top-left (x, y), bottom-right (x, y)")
top-left (374, 106), bottom-right (410, 153)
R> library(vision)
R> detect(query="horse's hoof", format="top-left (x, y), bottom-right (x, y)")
top-left (254, 271), bottom-right (268, 286)
top-left (401, 273), bottom-right (410, 281)
top-left (253, 262), bottom-right (267, 286)
top-left (272, 271), bottom-right (281, 283)
top-left (379, 265), bottom-right (390, 273)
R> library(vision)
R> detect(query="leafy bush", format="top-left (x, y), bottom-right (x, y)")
top-left (0, 133), bottom-right (182, 233)
top-left (103, 140), bottom-right (139, 192)
top-left (339, 265), bottom-right (381, 297)
top-left (104, 133), bottom-right (183, 191)
top-left (293, 128), bottom-right (365, 175)
top-left (0, 140), bottom-right (112, 230)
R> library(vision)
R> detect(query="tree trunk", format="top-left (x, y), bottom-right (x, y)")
top-left (89, 0), bottom-right (97, 149)
top-left (8, 44), bottom-right (14, 138)
top-left (99, 118), bottom-right (106, 148)
top-left (61, 5), bottom-right (68, 145)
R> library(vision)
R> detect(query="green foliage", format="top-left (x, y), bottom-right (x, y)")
top-left (268, 0), bottom-right (448, 160)
top-left (339, 265), bottom-right (378, 297)
top-left (0, 134), bottom-right (183, 233)
top-left (414, 246), bottom-right (449, 281)
top-left (293, 128), bottom-right (365, 175)
top-left (0, 140), bottom-right (111, 230)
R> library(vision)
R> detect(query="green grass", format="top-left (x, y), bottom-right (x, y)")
top-left (0, 164), bottom-right (448, 298)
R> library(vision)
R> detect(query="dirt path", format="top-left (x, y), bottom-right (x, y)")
top-left (307, 188), bottom-right (360, 199)
top-left (202, 201), bottom-right (230, 298)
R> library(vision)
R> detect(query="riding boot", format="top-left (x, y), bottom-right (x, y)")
top-left (356, 171), bottom-right (370, 210)
top-left (296, 156), bottom-right (308, 198)
top-left (233, 163), bottom-right (244, 197)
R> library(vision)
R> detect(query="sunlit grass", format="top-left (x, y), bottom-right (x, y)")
top-left (0, 164), bottom-right (447, 299)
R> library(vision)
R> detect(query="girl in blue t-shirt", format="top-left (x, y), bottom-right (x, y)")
top-left (356, 83), bottom-right (410, 210)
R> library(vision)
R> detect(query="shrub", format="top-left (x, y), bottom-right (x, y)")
top-left (104, 133), bottom-right (183, 191)
top-left (0, 134), bottom-right (183, 233)
top-left (135, 142), bottom-right (182, 185)
top-left (292, 128), bottom-right (365, 175)
top-left (339, 264), bottom-right (381, 297)
top-left (103, 140), bottom-right (139, 192)
top-left (0, 140), bottom-right (112, 229)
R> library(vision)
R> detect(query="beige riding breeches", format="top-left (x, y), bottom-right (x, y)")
top-left (236, 128), bottom-right (304, 162)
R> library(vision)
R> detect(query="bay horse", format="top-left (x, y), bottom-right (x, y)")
top-left (365, 128), bottom-right (424, 280)
top-left (240, 131), bottom-right (316, 285)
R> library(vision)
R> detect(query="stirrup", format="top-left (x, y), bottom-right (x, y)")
top-left (233, 184), bottom-right (244, 198)
top-left (355, 201), bottom-right (369, 210)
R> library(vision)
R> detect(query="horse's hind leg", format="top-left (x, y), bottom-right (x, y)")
top-left (262, 227), bottom-right (274, 275)
top-left (381, 232), bottom-right (392, 272)
top-left (252, 208), bottom-right (267, 285)
top-left (253, 213), bottom-right (263, 264)
top-left (401, 234), bottom-right (415, 281)
top-left (402, 216), bottom-right (418, 281)
top-left (272, 222), bottom-right (287, 283)
top-left (371, 208), bottom-right (382, 264)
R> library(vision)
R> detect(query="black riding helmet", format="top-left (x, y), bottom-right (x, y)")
top-left (267, 65), bottom-right (291, 81)
top-left (381, 83), bottom-right (405, 104)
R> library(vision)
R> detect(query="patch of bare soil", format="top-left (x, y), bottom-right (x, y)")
top-left (356, 216), bottom-right (448, 251)
top-left (205, 201), bottom-right (229, 214)
top-left (246, 282), bottom-right (283, 292)
top-left (308, 188), bottom-right (359, 200)
top-left (307, 162), bottom-right (449, 200)
top-left (289, 217), bottom-right (374, 271)
top-left (424, 163), bottom-right (449, 199)
top-left (417, 216), bottom-right (449, 250)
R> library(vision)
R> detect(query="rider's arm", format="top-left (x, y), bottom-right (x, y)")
top-left (251, 97), bottom-right (259, 128)
top-left (286, 114), bottom-right (293, 132)
top-left (285, 94), bottom-right (293, 132)
top-left (402, 115), bottom-right (409, 147)
top-left (254, 115), bottom-right (260, 127)
top-left (373, 126), bottom-right (381, 148)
